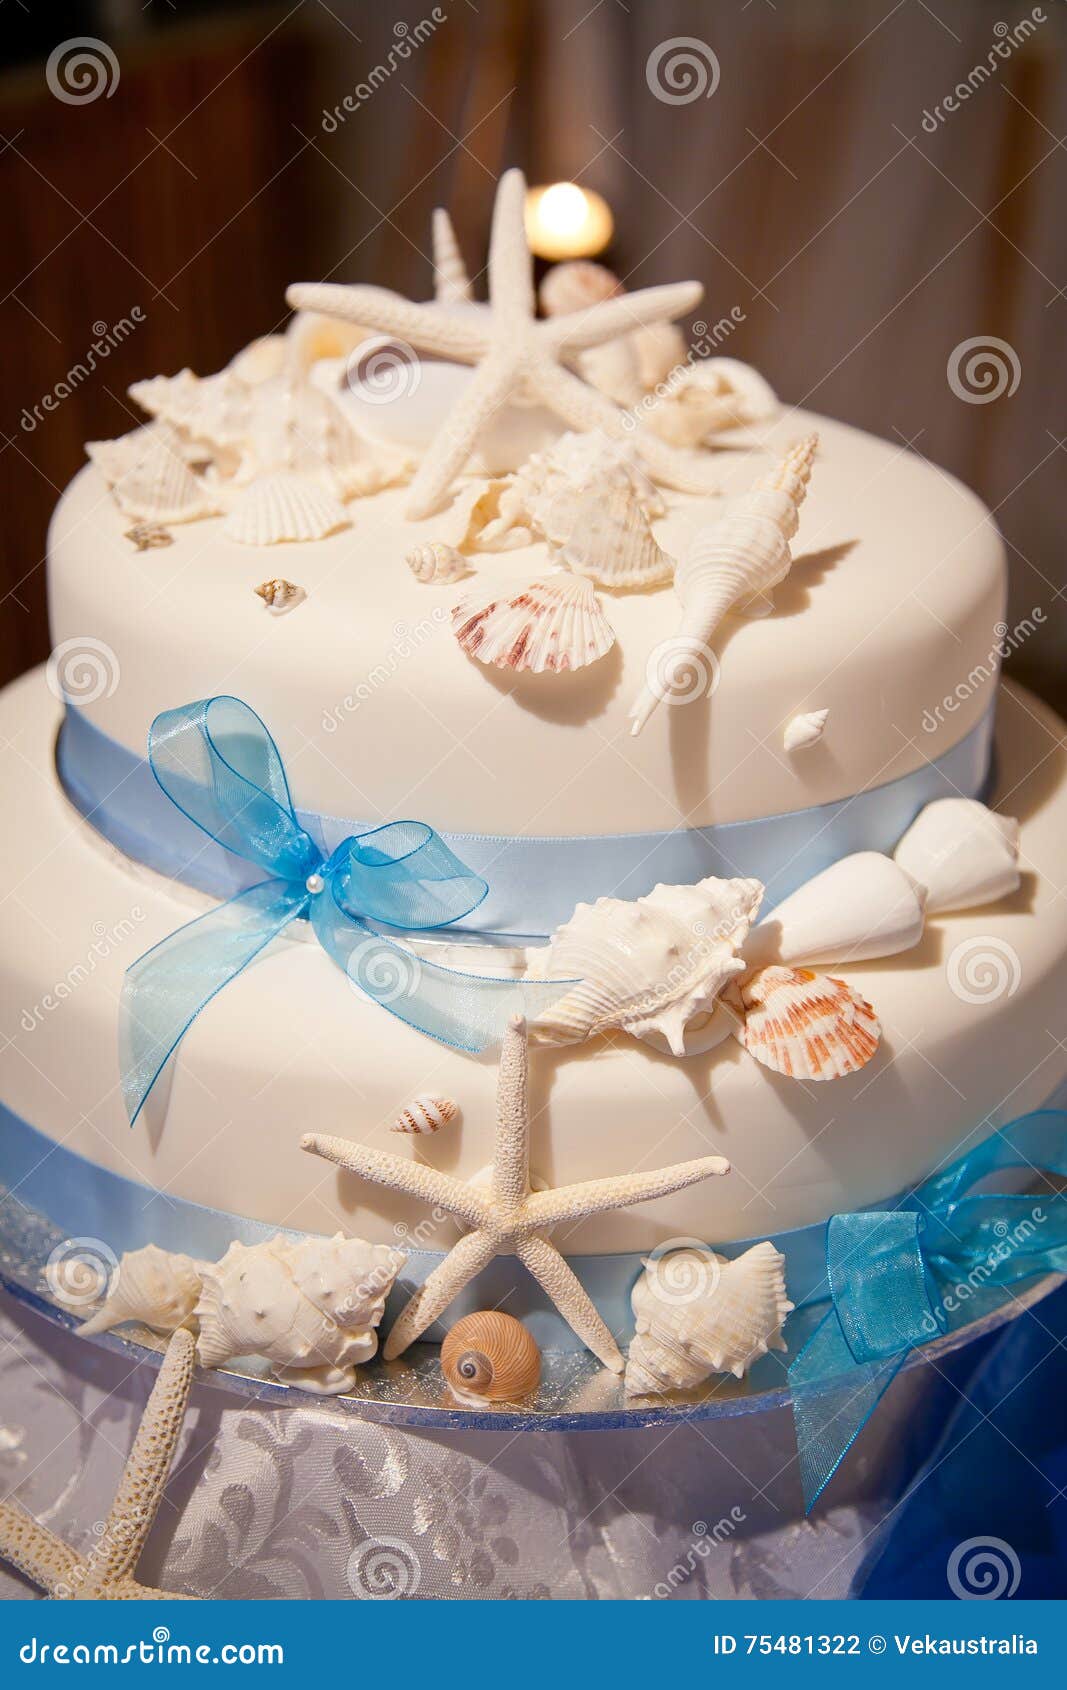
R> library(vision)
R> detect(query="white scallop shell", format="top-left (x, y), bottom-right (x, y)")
top-left (744, 852), bottom-right (927, 972)
top-left (195, 1233), bottom-right (404, 1393)
top-left (390, 1095), bottom-right (460, 1134)
top-left (87, 423), bottom-right (220, 523)
top-left (451, 572), bottom-right (616, 674)
top-left (223, 472), bottom-right (350, 545)
top-left (538, 260), bottom-right (622, 317)
top-left (729, 965), bottom-right (881, 1081)
top-left (893, 798), bottom-right (1020, 914)
top-left (406, 541), bottom-right (471, 584)
top-left (538, 483), bottom-right (674, 591)
top-left (78, 1244), bottom-right (205, 1338)
top-left (625, 1242), bottom-right (794, 1395)
top-left (530, 875), bottom-right (764, 1053)
top-left (783, 708), bottom-right (829, 752)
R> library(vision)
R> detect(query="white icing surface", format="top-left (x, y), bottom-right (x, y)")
top-left (2, 667), bottom-right (1063, 1253)
top-left (47, 409), bottom-right (1005, 835)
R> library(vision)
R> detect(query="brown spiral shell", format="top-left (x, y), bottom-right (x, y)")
top-left (440, 1311), bottom-right (541, 1405)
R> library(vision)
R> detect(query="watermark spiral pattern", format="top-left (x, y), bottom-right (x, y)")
top-left (947, 336), bottom-right (1021, 404)
top-left (642, 1238), bottom-right (721, 1305)
top-left (946, 936), bottom-right (1021, 1005)
top-left (45, 1237), bottom-right (118, 1310)
top-left (947, 1536), bottom-right (1021, 1600)
top-left (645, 38), bottom-right (721, 105)
top-left (46, 636), bottom-right (120, 705)
top-left (46, 38), bottom-right (120, 105)
top-left (641, 636), bottom-right (720, 711)
top-left (346, 937), bottom-right (423, 1009)
top-left (345, 337), bottom-right (422, 406)
top-left (347, 1538), bottom-right (421, 1600)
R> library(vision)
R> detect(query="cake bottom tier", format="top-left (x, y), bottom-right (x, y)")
top-left (1, 666), bottom-right (1065, 1277)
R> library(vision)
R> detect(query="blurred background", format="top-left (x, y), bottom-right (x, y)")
top-left (1, 1), bottom-right (1064, 705)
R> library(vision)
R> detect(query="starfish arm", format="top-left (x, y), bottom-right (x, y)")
top-left (0, 1502), bottom-right (85, 1596)
top-left (302, 1134), bottom-right (489, 1228)
top-left (91, 1328), bottom-right (196, 1589)
top-left (404, 354), bottom-right (517, 519)
top-left (525, 1155), bottom-right (730, 1228)
top-left (492, 1014), bottom-right (529, 1212)
top-left (542, 282), bottom-right (703, 353)
top-left (382, 1230), bottom-right (498, 1358)
top-left (285, 284), bottom-right (488, 363)
top-left (111, 1577), bottom-right (197, 1600)
top-left (488, 168), bottom-right (535, 321)
top-left (516, 1235), bottom-right (624, 1372)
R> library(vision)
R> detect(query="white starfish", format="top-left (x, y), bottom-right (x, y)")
top-left (0, 1329), bottom-right (196, 1600)
top-left (302, 1015), bottom-right (729, 1373)
top-left (287, 169), bottom-right (723, 518)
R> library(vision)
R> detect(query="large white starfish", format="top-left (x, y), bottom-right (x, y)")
top-left (302, 1015), bottom-right (729, 1373)
top-left (287, 169), bottom-right (723, 518)
top-left (0, 1329), bottom-right (195, 1600)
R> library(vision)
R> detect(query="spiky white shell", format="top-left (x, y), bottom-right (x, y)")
top-left (195, 1234), bottom-right (404, 1392)
top-left (87, 423), bottom-right (220, 524)
top-left (730, 965), bottom-right (881, 1081)
top-left (518, 429), bottom-right (665, 518)
top-left (893, 798), bottom-right (1020, 914)
top-left (530, 876), bottom-right (764, 1053)
top-left (743, 851), bottom-right (927, 972)
top-left (783, 709), bottom-right (829, 752)
top-left (451, 572), bottom-right (616, 674)
top-left (538, 483), bottom-right (674, 591)
top-left (406, 541), bottom-right (470, 584)
top-left (625, 1242), bottom-right (794, 1395)
top-left (223, 472), bottom-right (349, 545)
top-left (78, 1244), bottom-right (205, 1338)
top-left (390, 1095), bottom-right (460, 1134)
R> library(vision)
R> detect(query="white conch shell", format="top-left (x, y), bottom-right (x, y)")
top-left (538, 260), bottom-right (622, 317)
top-left (629, 433), bottom-right (818, 734)
top-left (530, 876), bottom-right (764, 1053)
top-left (432, 208), bottom-right (473, 304)
top-left (223, 472), bottom-right (349, 545)
top-left (78, 1244), bottom-right (205, 1338)
top-left (729, 965), bottom-right (881, 1081)
top-left (87, 423), bottom-right (220, 523)
top-left (406, 541), bottom-right (471, 584)
top-left (451, 572), bottom-right (616, 674)
top-left (893, 798), bottom-right (1021, 914)
top-left (390, 1095), bottom-right (460, 1134)
top-left (783, 708), bottom-right (829, 752)
top-left (538, 484), bottom-right (674, 591)
top-left (195, 1233), bottom-right (404, 1393)
top-left (625, 1242), bottom-right (793, 1395)
top-left (743, 852), bottom-right (927, 972)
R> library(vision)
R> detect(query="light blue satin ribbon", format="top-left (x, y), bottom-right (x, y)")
top-left (790, 1110), bottom-right (1067, 1513)
top-left (119, 698), bottom-right (568, 1125)
top-left (57, 699), bottom-right (996, 937)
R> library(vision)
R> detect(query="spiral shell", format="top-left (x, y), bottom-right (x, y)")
top-left (440, 1311), bottom-right (541, 1405)
top-left (783, 709), bottom-right (829, 752)
top-left (124, 521), bottom-right (173, 551)
top-left (390, 1095), bottom-right (459, 1135)
top-left (254, 577), bottom-right (305, 614)
top-left (625, 1242), bottom-right (793, 1395)
top-left (729, 965), bottom-right (881, 1081)
top-left (78, 1244), bottom-right (204, 1338)
top-left (406, 541), bottom-right (470, 584)
top-left (452, 572), bottom-right (616, 674)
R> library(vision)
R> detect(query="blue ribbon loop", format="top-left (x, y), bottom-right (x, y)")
top-left (790, 1109), bottom-right (1067, 1512)
top-left (120, 697), bottom-right (566, 1125)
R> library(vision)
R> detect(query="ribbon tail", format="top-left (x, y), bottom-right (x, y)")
top-left (789, 1309), bottom-right (906, 1513)
top-left (121, 881), bottom-right (307, 1126)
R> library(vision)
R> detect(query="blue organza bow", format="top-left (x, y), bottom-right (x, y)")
top-left (790, 1109), bottom-right (1067, 1512)
top-left (120, 697), bottom-right (565, 1125)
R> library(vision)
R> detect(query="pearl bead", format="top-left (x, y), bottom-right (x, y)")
top-left (305, 873), bottom-right (325, 895)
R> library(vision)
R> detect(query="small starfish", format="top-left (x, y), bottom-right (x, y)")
top-left (303, 1015), bottom-right (729, 1372)
top-left (287, 169), bottom-right (723, 518)
top-left (0, 1329), bottom-right (196, 1600)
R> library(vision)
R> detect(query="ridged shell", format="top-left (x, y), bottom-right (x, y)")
top-left (519, 430), bottom-right (665, 518)
top-left (538, 260), bottom-right (622, 316)
top-left (783, 708), bottom-right (829, 752)
top-left (87, 423), bottom-right (219, 523)
top-left (441, 1311), bottom-right (541, 1405)
top-left (451, 572), bottom-right (616, 674)
top-left (730, 965), bottom-right (881, 1081)
top-left (744, 852), bottom-right (926, 972)
top-left (893, 798), bottom-right (1020, 914)
top-left (406, 541), bottom-right (470, 584)
top-left (78, 1244), bottom-right (204, 1338)
top-left (530, 876), bottom-right (764, 1053)
top-left (223, 472), bottom-right (349, 545)
top-left (432, 208), bottom-right (474, 304)
top-left (195, 1233), bottom-right (404, 1393)
top-left (625, 1242), bottom-right (794, 1395)
top-left (254, 576), bottom-right (305, 613)
top-left (390, 1095), bottom-right (460, 1135)
top-left (538, 484), bottom-right (674, 591)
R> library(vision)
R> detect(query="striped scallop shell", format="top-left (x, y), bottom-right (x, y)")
top-left (625, 1242), bottom-right (794, 1395)
top-left (223, 472), bottom-right (349, 545)
top-left (730, 965), bottom-right (881, 1081)
top-left (389, 1095), bottom-right (459, 1135)
top-left (451, 572), bottom-right (616, 674)
top-left (441, 1311), bottom-right (541, 1405)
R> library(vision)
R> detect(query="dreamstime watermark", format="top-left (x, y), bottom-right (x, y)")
top-left (21, 310), bottom-right (144, 433)
top-left (46, 37), bottom-right (120, 105)
top-left (322, 12), bottom-right (447, 131)
top-left (946, 935), bottom-right (1021, 1005)
top-left (920, 609), bottom-right (1045, 733)
top-left (343, 337), bottom-right (422, 405)
top-left (345, 935), bottom-right (424, 1011)
top-left (44, 1237), bottom-right (118, 1311)
top-left (21, 910), bottom-right (147, 1033)
top-left (646, 38), bottom-right (720, 105)
top-left (321, 613), bottom-right (447, 732)
top-left (642, 1240), bottom-right (722, 1305)
top-left (921, 11), bottom-right (1046, 133)
top-left (642, 1510), bottom-right (746, 1598)
top-left (947, 1535), bottom-right (1021, 1599)
top-left (620, 310), bottom-right (747, 433)
top-left (347, 1536), bottom-right (422, 1599)
top-left (46, 636), bottom-right (120, 704)
top-left (636, 635), bottom-right (721, 716)
top-left (947, 335), bottom-right (1021, 404)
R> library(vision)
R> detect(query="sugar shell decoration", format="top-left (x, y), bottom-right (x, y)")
top-left (224, 472), bottom-right (349, 546)
top-left (254, 577), bottom-right (305, 615)
top-left (743, 851), bottom-right (926, 973)
top-left (440, 1311), bottom-right (541, 1406)
top-left (538, 483), bottom-right (674, 591)
top-left (390, 1094), bottom-right (460, 1135)
top-left (406, 541), bottom-right (471, 584)
top-left (625, 1242), bottom-right (793, 1396)
top-left (783, 708), bottom-right (829, 753)
top-left (893, 797), bottom-right (1020, 914)
top-left (77, 1244), bottom-right (205, 1338)
top-left (644, 357), bottom-right (779, 449)
top-left (451, 571), bottom-right (616, 674)
top-left (727, 966), bottom-right (881, 1082)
